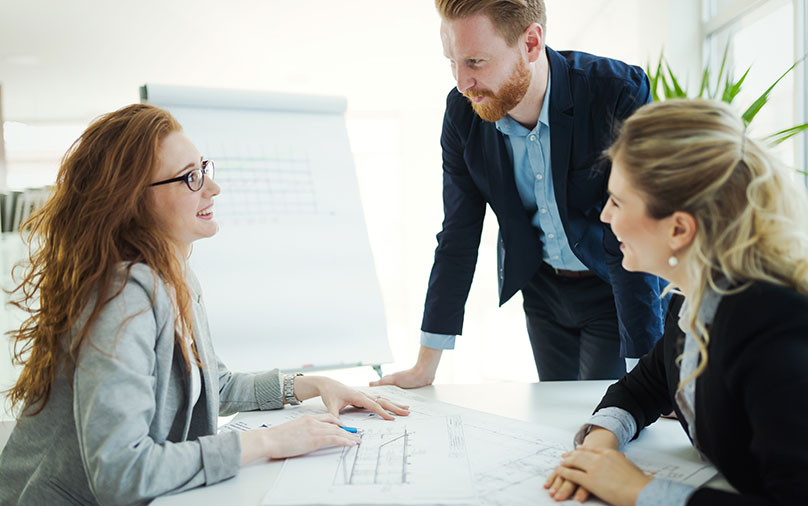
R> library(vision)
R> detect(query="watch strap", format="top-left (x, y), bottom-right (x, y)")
top-left (283, 373), bottom-right (303, 405)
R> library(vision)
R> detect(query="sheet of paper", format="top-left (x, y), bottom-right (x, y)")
top-left (260, 412), bottom-right (477, 505)
top-left (227, 387), bottom-right (716, 506)
top-left (348, 387), bottom-right (717, 505)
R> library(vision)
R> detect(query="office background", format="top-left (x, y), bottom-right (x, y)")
top-left (0, 0), bottom-right (804, 391)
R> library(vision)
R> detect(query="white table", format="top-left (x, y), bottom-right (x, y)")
top-left (155, 380), bottom-right (723, 505)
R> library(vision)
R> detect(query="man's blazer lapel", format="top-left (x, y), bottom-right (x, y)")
top-left (547, 47), bottom-right (575, 226)
top-left (468, 120), bottom-right (521, 221)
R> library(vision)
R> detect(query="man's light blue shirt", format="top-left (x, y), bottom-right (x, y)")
top-left (422, 69), bottom-right (587, 350)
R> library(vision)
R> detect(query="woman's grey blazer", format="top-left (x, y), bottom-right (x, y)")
top-left (0, 263), bottom-right (284, 505)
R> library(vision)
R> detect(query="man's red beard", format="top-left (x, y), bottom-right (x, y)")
top-left (463, 59), bottom-right (531, 122)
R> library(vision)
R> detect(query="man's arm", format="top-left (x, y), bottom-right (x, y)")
top-left (370, 344), bottom-right (443, 388)
top-left (604, 66), bottom-right (668, 358)
top-left (372, 93), bottom-right (486, 388)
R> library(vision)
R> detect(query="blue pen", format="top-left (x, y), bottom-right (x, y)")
top-left (339, 426), bottom-right (359, 433)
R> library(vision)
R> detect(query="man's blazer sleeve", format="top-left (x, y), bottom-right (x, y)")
top-left (421, 94), bottom-right (487, 335)
top-left (602, 68), bottom-right (668, 357)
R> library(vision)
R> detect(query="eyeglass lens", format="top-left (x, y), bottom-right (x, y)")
top-left (187, 160), bottom-right (214, 191)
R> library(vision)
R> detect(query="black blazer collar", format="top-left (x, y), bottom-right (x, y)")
top-left (547, 46), bottom-right (574, 113)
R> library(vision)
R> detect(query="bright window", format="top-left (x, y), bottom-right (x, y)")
top-left (703, 0), bottom-right (807, 180)
top-left (2, 121), bottom-right (85, 189)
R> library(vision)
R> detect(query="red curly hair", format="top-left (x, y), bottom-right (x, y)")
top-left (6, 104), bottom-right (198, 415)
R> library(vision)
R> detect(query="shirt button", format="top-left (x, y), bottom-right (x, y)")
top-left (548, 233), bottom-right (555, 239)
top-left (529, 134), bottom-right (537, 141)
top-left (540, 208), bottom-right (547, 214)
top-left (536, 174), bottom-right (543, 180)
top-left (553, 255), bottom-right (559, 260)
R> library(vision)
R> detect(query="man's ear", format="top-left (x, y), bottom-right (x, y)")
top-left (523, 23), bottom-right (543, 62)
top-left (669, 211), bottom-right (697, 251)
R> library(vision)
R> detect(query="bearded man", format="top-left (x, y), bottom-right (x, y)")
top-left (372, 0), bottom-right (667, 385)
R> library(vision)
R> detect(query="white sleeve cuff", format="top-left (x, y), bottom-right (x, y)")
top-left (573, 406), bottom-right (637, 450)
top-left (637, 478), bottom-right (695, 506)
top-left (420, 331), bottom-right (456, 350)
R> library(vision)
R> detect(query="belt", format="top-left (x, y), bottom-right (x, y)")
top-left (542, 262), bottom-right (596, 279)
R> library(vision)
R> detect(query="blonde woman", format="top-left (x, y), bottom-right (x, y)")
top-left (0, 104), bottom-right (408, 505)
top-left (544, 99), bottom-right (808, 505)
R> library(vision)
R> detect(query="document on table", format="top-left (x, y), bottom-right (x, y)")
top-left (222, 386), bottom-right (717, 506)
top-left (225, 405), bottom-right (479, 505)
top-left (363, 387), bottom-right (716, 505)
top-left (263, 413), bottom-right (475, 505)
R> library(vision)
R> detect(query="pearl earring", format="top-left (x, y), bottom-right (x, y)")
top-left (668, 255), bottom-right (679, 267)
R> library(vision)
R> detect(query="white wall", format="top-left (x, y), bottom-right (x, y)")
top-left (0, 0), bottom-right (701, 394)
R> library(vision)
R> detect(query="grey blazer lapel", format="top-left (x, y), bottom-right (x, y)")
top-left (187, 277), bottom-right (220, 437)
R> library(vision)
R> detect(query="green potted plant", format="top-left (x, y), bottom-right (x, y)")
top-left (647, 45), bottom-right (808, 175)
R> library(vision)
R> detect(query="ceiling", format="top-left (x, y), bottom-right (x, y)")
top-left (0, 0), bottom-right (449, 122)
top-left (0, 0), bottom-right (678, 124)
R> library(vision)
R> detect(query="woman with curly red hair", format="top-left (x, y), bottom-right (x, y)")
top-left (0, 104), bottom-right (407, 505)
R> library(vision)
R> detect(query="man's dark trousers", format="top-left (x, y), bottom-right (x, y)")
top-left (522, 263), bottom-right (626, 380)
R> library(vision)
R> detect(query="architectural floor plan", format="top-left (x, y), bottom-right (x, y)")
top-left (222, 386), bottom-right (716, 505)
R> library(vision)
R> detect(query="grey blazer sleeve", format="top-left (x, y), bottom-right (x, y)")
top-left (216, 357), bottom-right (283, 415)
top-left (72, 266), bottom-right (241, 505)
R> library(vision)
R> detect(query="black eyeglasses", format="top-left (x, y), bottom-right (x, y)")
top-left (150, 159), bottom-right (215, 192)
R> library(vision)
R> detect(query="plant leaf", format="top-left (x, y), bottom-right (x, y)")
top-left (647, 60), bottom-right (660, 102)
top-left (665, 60), bottom-right (688, 98)
top-left (648, 53), bottom-right (664, 102)
top-left (660, 71), bottom-right (675, 99)
top-left (711, 42), bottom-right (730, 99)
top-left (742, 60), bottom-right (802, 125)
top-left (722, 66), bottom-right (750, 104)
top-left (766, 122), bottom-right (808, 145)
top-left (698, 64), bottom-right (711, 98)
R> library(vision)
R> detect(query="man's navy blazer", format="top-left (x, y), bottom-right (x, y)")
top-left (421, 47), bottom-right (667, 357)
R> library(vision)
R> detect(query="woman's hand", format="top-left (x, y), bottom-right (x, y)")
top-left (240, 414), bottom-right (360, 465)
top-left (550, 447), bottom-right (652, 506)
top-left (544, 427), bottom-right (618, 502)
top-left (294, 376), bottom-right (411, 420)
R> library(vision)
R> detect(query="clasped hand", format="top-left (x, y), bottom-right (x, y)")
top-left (544, 427), bottom-right (649, 505)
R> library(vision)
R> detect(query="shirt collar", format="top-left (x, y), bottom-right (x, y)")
top-left (538, 66), bottom-right (551, 127)
top-left (495, 66), bottom-right (551, 137)
top-left (677, 279), bottom-right (730, 334)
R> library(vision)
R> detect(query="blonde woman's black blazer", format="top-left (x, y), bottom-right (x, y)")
top-left (596, 282), bottom-right (808, 505)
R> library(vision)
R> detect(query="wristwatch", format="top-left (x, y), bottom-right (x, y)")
top-left (283, 373), bottom-right (303, 405)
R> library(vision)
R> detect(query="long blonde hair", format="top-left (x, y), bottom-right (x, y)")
top-left (609, 99), bottom-right (808, 384)
top-left (6, 104), bottom-right (198, 415)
